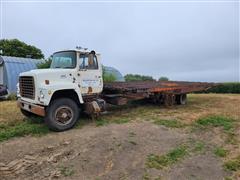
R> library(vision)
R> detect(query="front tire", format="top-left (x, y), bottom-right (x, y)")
top-left (45, 98), bottom-right (79, 131)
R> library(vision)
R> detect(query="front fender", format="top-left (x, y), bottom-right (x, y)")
top-left (39, 82), bottom-right (83, 105)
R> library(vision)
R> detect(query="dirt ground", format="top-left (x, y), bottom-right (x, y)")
top-left (0, 94), bottom-right (240, 180)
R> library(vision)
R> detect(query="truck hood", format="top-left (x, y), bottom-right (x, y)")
top-left (20, 69), bottom-right (74, 76)
top-left (20, 69), bottom-right (76, 85)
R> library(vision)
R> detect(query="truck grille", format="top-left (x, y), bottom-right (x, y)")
top-left (19, 76), bottom-right (35, 99)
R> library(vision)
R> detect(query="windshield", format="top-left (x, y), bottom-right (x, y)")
top-left (51, 51), bottom-right (76, 69)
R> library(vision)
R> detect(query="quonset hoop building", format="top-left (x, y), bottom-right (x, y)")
top-left (0, 56), bottom-right (42, 96)
top-left (104, 66), bottom-right (125, 82)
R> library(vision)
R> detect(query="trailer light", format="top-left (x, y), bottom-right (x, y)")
top-left (45, 80), bottom-right (50, 85)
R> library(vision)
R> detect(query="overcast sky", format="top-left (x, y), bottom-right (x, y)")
top-left (1, 1), bottom-right (239, 82)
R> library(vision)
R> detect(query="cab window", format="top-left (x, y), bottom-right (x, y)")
top-left (51, 51), bottom-right (76, 69)
top-left (79, 54), bottom-right (98, 70)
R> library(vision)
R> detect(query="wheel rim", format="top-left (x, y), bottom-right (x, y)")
top-left (181, 94), bottom-right (187, 104)
top-left (54, 106), bottom-right (73, 125)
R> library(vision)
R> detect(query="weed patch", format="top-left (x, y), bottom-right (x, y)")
top-left (95, 117), bottom-right (130, 126)
top-left (214, 147), bottom-right (228, 157)
top-left (195, 116), bottom-right (234, 131)
top-left (154, 119), bottom-right (185, 128)
top-left (146, 145), bottom-right (188, 169)
top-left (114, 118), bottom-right (130, 124)
top-left (95, 118), bottom-right (109, 126)
top-left (142, 172), bottom-right (152, 180)
top-left (58, 165), bottom-right (74, 176)
top-left (224, 156), bottom-right (240, 171)
top-left (0, 120), bottom-right (49, 142)
top-left (192, 141), bottom-right (205, 152)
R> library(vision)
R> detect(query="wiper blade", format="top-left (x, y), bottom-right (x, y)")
top-left (52, 66), bottom-right (73, 69)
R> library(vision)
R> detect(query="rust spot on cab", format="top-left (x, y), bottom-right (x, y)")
top-left (88, 87), bottom-right (93, 94)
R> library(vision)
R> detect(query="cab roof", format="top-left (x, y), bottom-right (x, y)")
top-left (55, 49), bottom-right (100, 55)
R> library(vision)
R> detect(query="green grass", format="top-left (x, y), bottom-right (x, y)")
top-left (146, 140), bottom-right (207, 170)
top-left (224, 156), bottom-right (240, 171)
top-left (95, 117), bottom-right (130, 126)
top-left (154, 119), bottom-right (185, 128)
top-left (192, 141), bottom-right (205, 152)
top-left (195, 116), bottom-right (234, 131)
top-left (214, 147), bottom-right (228, 157)
top-left (58, 165), bottom-right (74, 176)
top-left (0, 120), bottom-right (49, 142)
top-left (146, 145), bottom-right (188, 169)
top-left (224, 177), bottom-right (233, 180)
top-left (114, 118), bottom-right (130, 124)
top-left (95, 118), bottom-right (109, 126)
top-left (142, 172), bottom-right (151, 180)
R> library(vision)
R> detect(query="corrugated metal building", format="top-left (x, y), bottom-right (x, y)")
top-left (0, 56), bottom-right (42, 95)
top-left (104, 66), bottom-right (125, 82)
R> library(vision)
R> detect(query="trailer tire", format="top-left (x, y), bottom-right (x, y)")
top-left (45, 98), bottom-right (79, 132)
top-left (176, 94), bottom-right (187, 105)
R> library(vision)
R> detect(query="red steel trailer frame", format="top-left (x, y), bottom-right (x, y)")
top-left (102, 81), bottom-right (214, 106)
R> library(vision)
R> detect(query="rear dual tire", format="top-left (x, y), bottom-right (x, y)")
top-left (44, 98), bottom-right (79, 132)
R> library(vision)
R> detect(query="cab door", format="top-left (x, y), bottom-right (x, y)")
top-left (78, 53), bottom-right (103, 95)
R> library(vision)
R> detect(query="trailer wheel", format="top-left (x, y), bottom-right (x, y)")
top-left (176, 94), bottom-right (187, 105)
top-left (45, 98), bottom-right (79, 131)
top-left (163, 94), bottom-right (175, 106)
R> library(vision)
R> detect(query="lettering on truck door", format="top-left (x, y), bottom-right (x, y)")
top-left (77, 53), bottom-right (102, 95)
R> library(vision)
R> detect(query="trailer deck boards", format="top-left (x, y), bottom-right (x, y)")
top-left (103, 81), bottom-right (214, 94)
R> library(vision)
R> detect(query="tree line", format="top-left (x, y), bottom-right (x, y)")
top-left (124, 74), bottom-right (169, 82)
top-left (0, 39), bottom-right (44, 59)
top-left (198, 83), bottom-right (240, 94)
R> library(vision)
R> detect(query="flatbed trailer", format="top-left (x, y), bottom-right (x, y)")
top-left (102, 81), bottom-right (214, 106)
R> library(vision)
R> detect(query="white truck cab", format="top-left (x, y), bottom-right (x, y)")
top-left (18, 49), bottom-right (105, 131)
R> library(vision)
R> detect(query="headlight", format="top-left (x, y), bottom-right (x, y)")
top-left (40, 90), bottom-right (45, 99)
top-left (16, 83), bottom-right (20, 97)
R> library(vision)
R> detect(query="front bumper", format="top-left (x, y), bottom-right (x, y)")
top-left (17, 99), bottom-right (45, 117)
